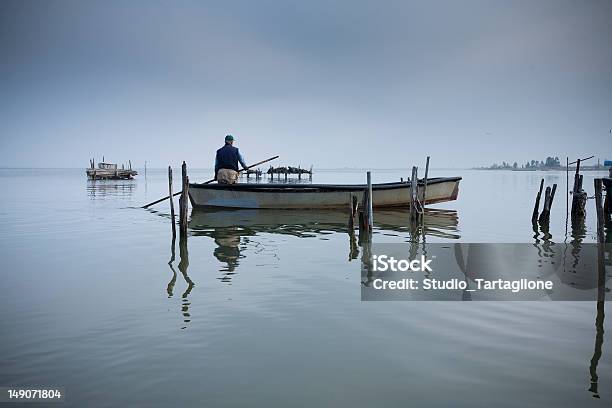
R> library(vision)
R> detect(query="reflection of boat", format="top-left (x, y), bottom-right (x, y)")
top-left (188, 177), bottom-right (461, 209)
top-left (189, 207), bottom-right (459, 239)
top-left (87, 179), bottom-right (136, 198)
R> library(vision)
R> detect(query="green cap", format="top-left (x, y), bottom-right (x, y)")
top-left (225, 134), bottom-right (235, 142)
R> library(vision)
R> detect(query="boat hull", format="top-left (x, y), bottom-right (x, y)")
top-left (86, 169), bottom-right (138, 180)
top-left (188, 177), bottom-right (460, 209)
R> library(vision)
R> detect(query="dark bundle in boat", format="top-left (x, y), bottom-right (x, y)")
top-left (267, 165), bottom-right (312, 175)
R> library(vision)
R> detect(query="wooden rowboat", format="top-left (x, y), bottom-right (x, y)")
top-left (188, 177), bottom-right (461, 209)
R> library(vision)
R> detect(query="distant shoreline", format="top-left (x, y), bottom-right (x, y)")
top-left (473, 166), bottom-right (609, 172)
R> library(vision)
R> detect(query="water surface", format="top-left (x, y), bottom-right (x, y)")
top-left (0, 168), bottom-right (610, 407)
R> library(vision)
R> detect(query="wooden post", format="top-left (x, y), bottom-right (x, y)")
top-left (359, 178), bottom-right (371, 242)
top-left (410, 166), bottom-right (418, 221)
top-left (168, 166), bottom-right (176, 239)
top-left (549, 183), bottom-right (557, 210)
top-left (571, 159), bottom-right (582, 215)
top-left (179, 161), bottom-right (189, 236)
top-left (532, 178), bottom-right (544, 224)
top-left (129, 160), bottom-right (131, 170)
top-left (539, 186), bottom-right (551, 224)
top-left (566, 156), bottom-right (569, 230)
top-left (144, 161), bottom-right (147, 180)
top-left (595, 179), bottom-right (605, 243)
top-left (571, 158), bottom-right (587, 219)
top-left (367, 171), bottom-right (373, 230)
top-left (594, 178), bottom-right (605, 302)
top-left (422, 156), bottom-right (430, 206)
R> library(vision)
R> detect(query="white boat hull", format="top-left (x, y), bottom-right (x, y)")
top-left (188, 178), bottom-right (460, 209)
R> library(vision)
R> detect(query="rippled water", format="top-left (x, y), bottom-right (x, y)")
top-left (0, 167), bottom-right (610, 407)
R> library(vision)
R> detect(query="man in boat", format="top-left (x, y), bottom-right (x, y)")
top-left (214, 134), bottom-right (247, 184)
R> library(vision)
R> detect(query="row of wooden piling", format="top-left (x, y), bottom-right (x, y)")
top-left (348, 158), bottom-right (431, 242)
top-left (532, 156), bottom-right (611, 280)
top-left (532, 179), bottom-right (557, 225)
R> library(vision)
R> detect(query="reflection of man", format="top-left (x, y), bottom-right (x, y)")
top-left (214, 135), bottom-right (247, 184)
top-left (213, 230), bottom-right (241, 273)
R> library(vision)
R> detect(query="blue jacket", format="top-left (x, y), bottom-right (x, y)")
top-left (215, 144), bottom-right (247, 174)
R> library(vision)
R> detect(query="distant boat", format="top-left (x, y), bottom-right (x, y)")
top-left (86, 161), bottom-right (137, 180)
top-left (188, 177), bottom-right (461, 209)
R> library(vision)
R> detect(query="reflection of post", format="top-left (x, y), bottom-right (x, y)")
top-left (588, 300), bottom-right (604, 398)
top-left (592, 179), bottom-right (605, 394)
top-left (178, 232), bottom-right (194, 328)
top-left (588, 178), bottom-right (606, 398)
top-left (167, 263), bottom-right (177, 297)
top-left (348, 221), bottom-right (359, 261)
top-left (360, 239), bottom-right (373, 287)
top-left (179, 233), bottom-right (194, 295)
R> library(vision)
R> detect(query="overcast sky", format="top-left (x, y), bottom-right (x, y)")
top-left (1, 0), bottom-right (610, 168)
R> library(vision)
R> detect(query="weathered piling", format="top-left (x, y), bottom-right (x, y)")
top-left (179, 161), bottom-right (189, 236)
top-left (540, 186), bottom-right (551, 223)
top-left (532, 178), bottom-right (544, 224)
top-left (603, 177), bottom-right (612, 222)
top-left (168, 166), bottom-right (176, 239)
top-left (550, 183), bottom-right (557, 207)
top-left (594, 179), bottom-right (605, 302)
top-left (410, 166), bottom-right (419, 221)
top-left (538, 183), bottom-right (557, 224)
top-left (571, 159), bottom-right (587, 219)
top-left (421, 156), bottom-right (430, 206)
top-left (594, 179), bottom-right (605, 244)
top-left (538, 186), bottom-right (551, 224)
top-left (367, 171), bottom-right (373, 230)
top-left (358, 174), bottom-right (372, 242)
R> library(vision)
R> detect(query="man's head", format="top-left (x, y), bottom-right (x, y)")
top-left (224, 134), bottom-right (235, 145)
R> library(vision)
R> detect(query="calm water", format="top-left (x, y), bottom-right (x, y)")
top-left (0, 167), bottom-right (610, 407)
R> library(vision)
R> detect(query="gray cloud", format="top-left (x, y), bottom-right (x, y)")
top-left (1, 0), bottom-right (610, 168)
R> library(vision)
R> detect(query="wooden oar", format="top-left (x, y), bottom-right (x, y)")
top-left (141, 155), bottom-right (279, 209)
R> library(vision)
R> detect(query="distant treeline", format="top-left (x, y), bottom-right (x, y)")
top-left (479, 156), bottom-right (562, 170)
